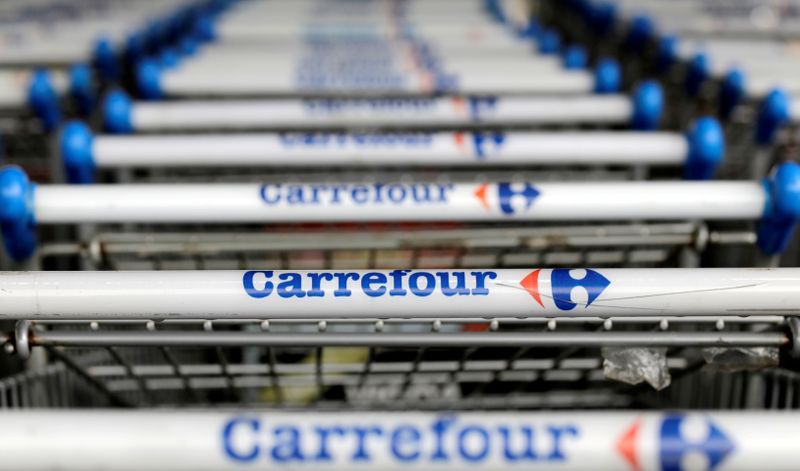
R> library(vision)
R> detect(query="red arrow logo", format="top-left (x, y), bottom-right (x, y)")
top-left (519, 269), bottom-right (544, 307)
top-left (617, 419), bottom-right (642, 471)
top-left (474, 183), bottom-right (489, 211)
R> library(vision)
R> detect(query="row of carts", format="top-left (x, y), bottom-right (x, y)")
top-left (2, 0), bottom-right (800, 469)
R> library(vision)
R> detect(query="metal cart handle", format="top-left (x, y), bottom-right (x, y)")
top-left (0, 268), bottom-right (799, 319)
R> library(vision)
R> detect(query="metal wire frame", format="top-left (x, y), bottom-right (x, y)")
top-left (35, 221), bottom-right (758, 271)
top-left (0, 315), bottom-right (791, 410)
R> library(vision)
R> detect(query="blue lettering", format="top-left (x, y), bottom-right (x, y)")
top-left (243, 271), bottom-right (274, 299)
top-left (222, 417), bottom-right (260, 462)
top-left (307, 272), bottom-right (334, 297)
top-left (277, 272), bottom-right (306, 298)
top-left (458, 425), bottom-right (490, 462)
top-left (271, 426), bottom-right (305, 462)
top-left (471, 271), bottom-right (497, 296)
top-left (314, 426), bottom-right (346, 461)
top-left (391, 425), bottom-right (421, 462)
top-left (351, 426), bottom-right (383, 461)
top-left (437, 272), bottom-right (469, 296)
top-left (361, 272), bottom-right (387, 297)
top-left (498, 426), bottom-right (537, 461)
top-left (408, 272), bottom-right (435, 297)
top-left (260, 184), bottom-right (281, 205)
top-left (333, 272), bottom-right (360, 297)
top-left (546, 425), bottom-right (579, 461)
top-left (389, 270), bottom-right (410, 296)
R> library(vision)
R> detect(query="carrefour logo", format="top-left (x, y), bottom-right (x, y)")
top-left (243, 270), bottom-right (498, 299)
top-left (519, 269), bottom-right (611, 310)
top-left (278, 132), bottom-right (434, 148)
top-left (222, 415), bottom-right (580, 465)
top-left (453, 132), bottom-right (506, 159)
top-left (259, 182), bottom-right (454, 206)
top-left (474, 182), bottom-right (540, 215)
top-left (617, 415), bottom-right (735, 471)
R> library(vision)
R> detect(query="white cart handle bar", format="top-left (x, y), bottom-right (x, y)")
top-left (0, 410), bottom-right (797, 471)
top-left (1, 163), bottom-right (799, 261)
top-left (62, 116), bottom-right (720, 184)
top-left (0, 268), bottom-right (799, 320)
top-left (100, 82), bottom-right (663, 134)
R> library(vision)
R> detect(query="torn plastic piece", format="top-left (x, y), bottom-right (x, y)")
top-left (602, 347), bottom-right (671, 390)
top-left (702, 347), bottom-right (778, 372)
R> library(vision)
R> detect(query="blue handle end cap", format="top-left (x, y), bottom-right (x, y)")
top-left (0, 166), bottom-right (36, 262)
top-left (657, 35), bottom-right (678, 73)
top-left (593, 58), bottom-right (621, 94)
top-left (537, 29), bottom-right (561, 55)
top-left (756, 88), bottom-right (791, 146)
top-left (684, 117), bottom-right (725, 180)
top-left (27, 69), bottom-right (61, 132)
top-left (562, 44), bottom-right (588, 70)
top-left (590, 2), bottom-right (617, 35)
top-left (720, 68), bottom-right (745, 119)
top-left (137, 59), bottom-right (163, 100)
top-left (194, 14), bottom-right (216, 42)
top-left (102, 89), bottom-right (133, 134)
top-left (92, 36), bottom-right (119, 82)
top-left (685, 52), bottom-right (709, 97)
top-left (758, 162), bottom-right (800, 255)
top-left (631, 80), bottom-right (663, 130)
top-left (68, 63), bottom-right (94, 116)
top-left (60, 121), bottom-right (95, 184)
top-left (626, 14), bottom-right (654, 50)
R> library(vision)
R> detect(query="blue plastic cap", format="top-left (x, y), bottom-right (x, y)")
top-left (562, 44), bottom-right (588, 70)
top-left (631, 80), bottom-right (664, 130)
top-left (136, 59), bottom-right (163, 100)
top-left (684, 117), bottom-right (724, 180)
top-left (60, 121), bottom-right (95, 184)
top-left (537, 29), bottom-right (561, 55)
top-left (0, 165), bottom-right (36, 262)
top-left (626, 14), bottom-right (654, 50)
top-left (27, 69), bottom-right (61, 132)
top-left (657, 35), bottom-right (678, 73)
top-left (159, 48), bottom-right (180, 69)
top-left (757, 162), bottom-right (800, 254)
top-left (102, 89), bottom-right (133, 134)
top-left (719, 67), bottom-right (745, 119)
top-left (756, 88), bottom-right (791, 146)
top-left (685, 52), bottom-right (709, 97)
top-left (590, 2), bottom-right (617, 35)
top-left (68, 63), bottom-right (94, 116)
top-left (92, 36), bottom-right (119, 81)
top-left (518, 19), bottom-right (541, 39)
top-left (179, 37), bottom-right (199, 57)
top-left (194, 14), bottom-right (216, 42)
top-left (593, 58), bottom-right (621, 94)
top-left (125, 31), bottom-right (146, 64)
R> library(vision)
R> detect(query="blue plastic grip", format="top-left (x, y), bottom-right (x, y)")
top-left (593, 58), bottom-right (621, 94)
top-left (68, 63), bottom-right (94, 116)
top-left (630, 80), bottom-right (663, 130)
top-left (562, 44), bottom-right (588, 70)
top-left (657, 35), bottom-right (678, 73)
top-left (0, 166), bottom-right (36, 262)
top-left (685, 53), bottom-right (709, 97)
top-left (27, 69), bottom-right (61, 132)
top-left (137, 59), bottom-right (163, 100)
top-left (537, 29), bottom-right (561, 55)
top-left (60, 121), bottom-right (95, 184)
top-left (684, 117), bottom-right (724, 180)
top-left (625, 14), bottom-right (653, 51)
top-left (92, 36), bottom-right (119, 81)
top-left (590, 1), bottom-right (616, 35)
top-left (757, 162), bottom-right (800, 254)
top-left (756, 88), bottom-right (791, 146)
top-left (719, 68), bottom-right (745, 119)
top-left (193, 14), bottom-right (216, 42)
top-left (102, 89), bottom-right (133, 134)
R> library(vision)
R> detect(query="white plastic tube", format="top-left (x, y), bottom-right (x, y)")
top-left (0, 268), bottom-right (797, 319)
top-left (0, 410), bottom-right (798, 470)
top-left (92, 132), bottom-right (688, 168)
top-left (32, 181), bottom-right (763, 224)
